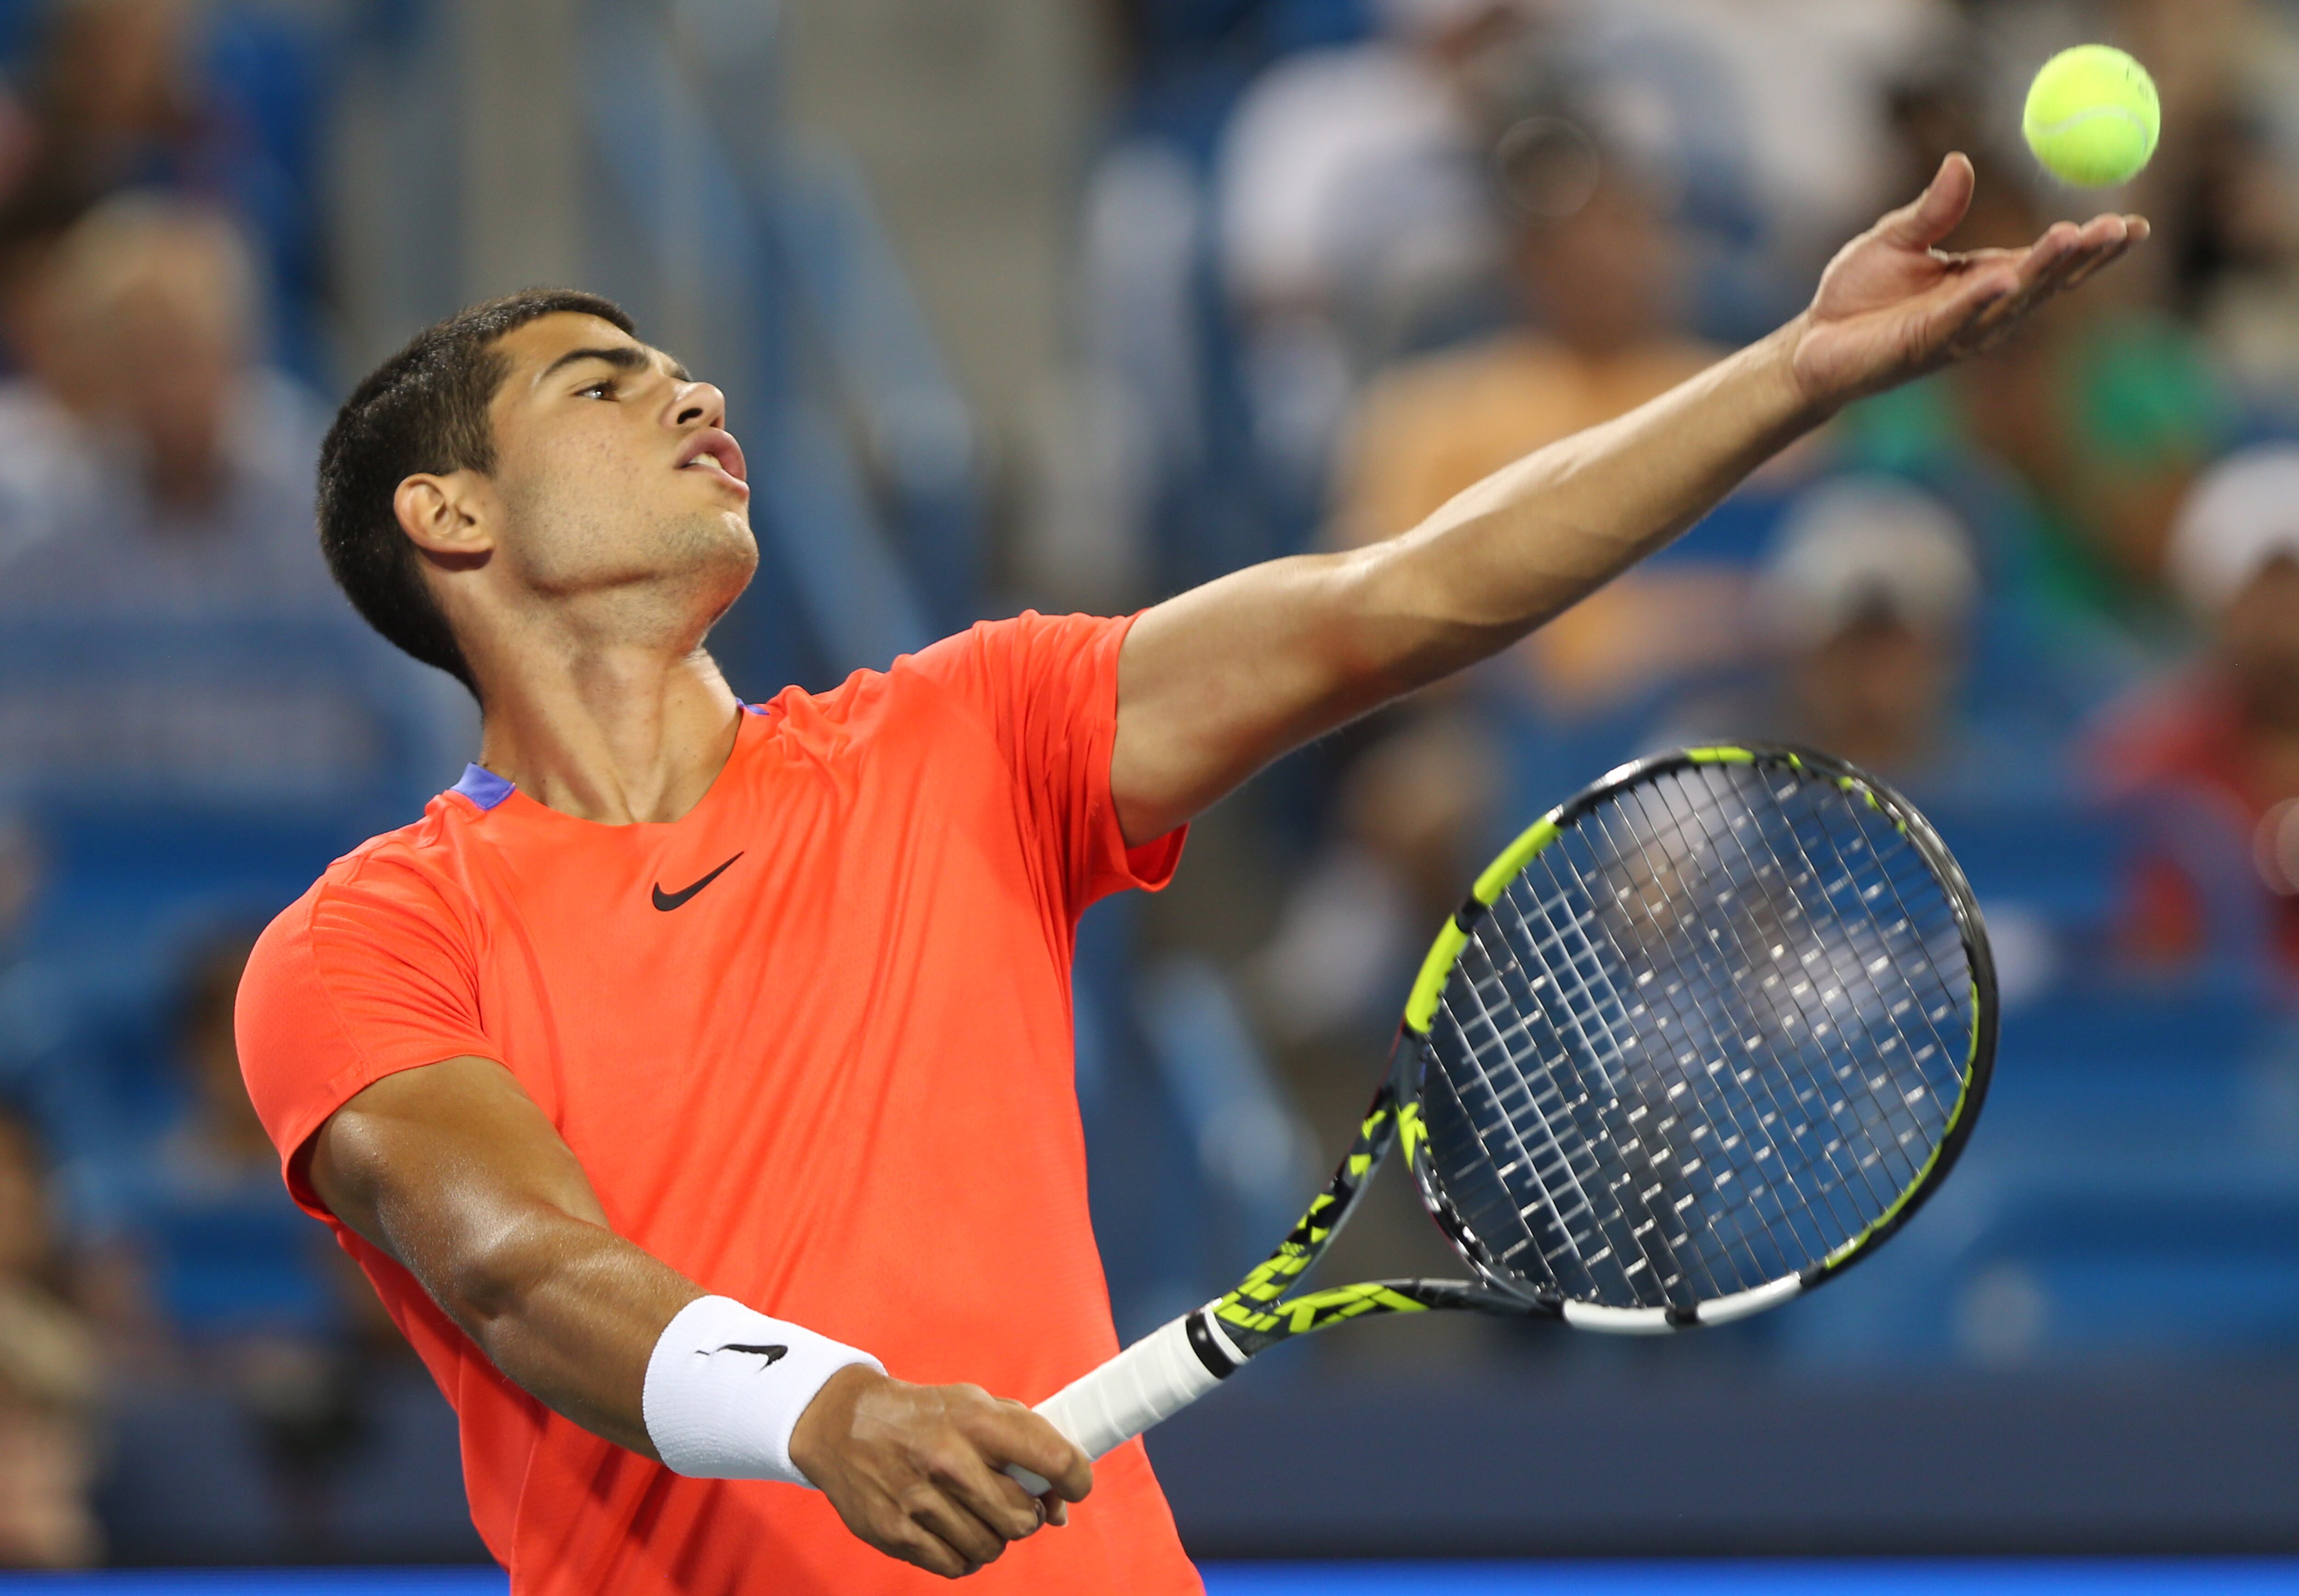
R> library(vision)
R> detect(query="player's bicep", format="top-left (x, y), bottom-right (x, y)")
top-left (1113, 549), bottom-right (1403, 842)
top-left (305, 1056), bottom-right (610, 1309)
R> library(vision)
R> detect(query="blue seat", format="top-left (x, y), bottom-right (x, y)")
top-left (1783, 1146), bottom-right (2299, 1364)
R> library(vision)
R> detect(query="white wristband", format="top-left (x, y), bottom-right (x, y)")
top-left (641, 1295), bottom-right (884, 1487)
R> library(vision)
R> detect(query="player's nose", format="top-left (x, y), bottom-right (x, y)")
top-left (669, 380), bottom-right (728, 433)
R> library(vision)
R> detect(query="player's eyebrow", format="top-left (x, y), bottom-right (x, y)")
top-left (540, 344), bottom-right (688, 383)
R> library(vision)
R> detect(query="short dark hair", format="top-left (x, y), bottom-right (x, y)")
top-left (317, 288), bottom-right (637, 694)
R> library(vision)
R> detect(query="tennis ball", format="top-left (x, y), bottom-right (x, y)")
top-left (2023, 45), bottom-right (2160, 188)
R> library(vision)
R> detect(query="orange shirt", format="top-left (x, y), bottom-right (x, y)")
top-left (234, 611), bottom-right (1198, 1596)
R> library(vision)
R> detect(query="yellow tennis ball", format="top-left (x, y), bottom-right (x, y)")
top-left (2024, 45), bottom-right (2160, 188)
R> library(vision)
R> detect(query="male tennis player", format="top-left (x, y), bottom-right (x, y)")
top-left (236, 156), bottom-right (2136, 1593)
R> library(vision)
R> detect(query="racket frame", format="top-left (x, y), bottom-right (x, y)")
top-left (1197, 742), bottom-right (1998, 1361)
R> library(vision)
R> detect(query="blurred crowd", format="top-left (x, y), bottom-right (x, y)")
top-left (0, 0), bottom-right (2289, 1568)
top-left (0, 0), bottom-right (464, 1566)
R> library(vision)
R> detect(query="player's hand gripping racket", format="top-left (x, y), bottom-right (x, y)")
top-left (1011, 746), bottom-right (1996, 1493)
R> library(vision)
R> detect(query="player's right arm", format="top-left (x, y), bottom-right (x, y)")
top-left (306, 1055), bottom-right (1090, 1579)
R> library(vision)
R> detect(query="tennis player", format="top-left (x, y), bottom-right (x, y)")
top-left (235, 157), bottom-right (2135, 1593)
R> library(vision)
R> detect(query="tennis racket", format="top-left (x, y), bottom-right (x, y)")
top-left (1011, 744), bottom-right (1996, 1493)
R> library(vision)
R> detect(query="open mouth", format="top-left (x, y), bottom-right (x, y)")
top-left (677, 429), bottom-right (749, 489)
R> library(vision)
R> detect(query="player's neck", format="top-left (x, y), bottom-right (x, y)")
top-left (470, 638), bottom-right (746, 826)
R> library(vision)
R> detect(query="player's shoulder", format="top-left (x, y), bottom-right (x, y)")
top-left (257, 788), bottom-right (489, 955)
top-left (763, 613), bottom-right (1122, 725)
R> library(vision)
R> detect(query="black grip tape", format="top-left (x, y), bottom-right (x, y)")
top-left (1184, 1310), bottom-right (1240, 1379)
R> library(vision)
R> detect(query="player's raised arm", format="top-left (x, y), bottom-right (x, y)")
top-left (306, 1058), bottom-right (1091, 1579)
top-left (1109, 154), bottom-right (2146, 844)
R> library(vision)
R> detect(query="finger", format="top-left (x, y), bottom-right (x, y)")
top-left (930, 1442), bottom-right (1048, 1543)
top-left (886, 1521), bottom-right (972, 1581)
top-left (1995, 216), bottom-right (2128, 315)
top-left (2013, 220), bottom-right (2087, 288)
top-left (2054, 231), bottom-right (2136, 296)
top-left (2074, 212), bottom-right (2141, 262)
top-left (2024, 214), bottom-right (2131, 287)
top-left (909, 1490), bottom-right (1009, 1573)
top-left (1877, 151), bottom-right (1976, 251)
top-left (1967, 221), bottom-right (2091, 329)
top-left (970, 1402), bottom-right (1093, 1503)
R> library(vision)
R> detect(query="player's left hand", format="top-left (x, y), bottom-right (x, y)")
top-left (1785, 151), bottom-right (2147, 409)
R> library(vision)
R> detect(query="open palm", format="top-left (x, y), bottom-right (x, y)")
top-left (1788, 153), bottom-right (2145, 410)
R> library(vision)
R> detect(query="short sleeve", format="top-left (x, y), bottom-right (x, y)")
top-left (235, 860), bottom-right (497, 1217)
top-left (904, 611), bottom-right (1185, 921)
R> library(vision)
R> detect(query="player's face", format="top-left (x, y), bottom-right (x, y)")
top-left (480, 313), bottom-right (758, 611)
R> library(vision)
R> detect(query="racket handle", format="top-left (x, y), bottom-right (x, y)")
top-left (1004, 1309), bottom-right (1232, 1495)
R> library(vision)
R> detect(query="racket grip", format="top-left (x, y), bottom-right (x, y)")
top-left (1004, 1309), bottom-right (1232, 1496)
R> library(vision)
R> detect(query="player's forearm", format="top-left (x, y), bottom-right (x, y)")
top-left (433, 1205), bottom-right (701, 1457)
top-left (1352, 318), bottom-right (1822, 684)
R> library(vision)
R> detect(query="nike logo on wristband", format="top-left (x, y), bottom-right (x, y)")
top-left (653, 853), bottom-right (743, 912)
top-left (718, 1343), bottom-right (789, 1366)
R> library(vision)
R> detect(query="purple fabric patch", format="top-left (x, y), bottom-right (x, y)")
top-left (451, 764), bottom-right (516, 811)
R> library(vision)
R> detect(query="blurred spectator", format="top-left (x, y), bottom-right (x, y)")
top-left (0, 0), bottom-right (332, 380)
top-left (1254, 707), bottom-right (1504, 1045)
top-left (2100, 0), bottom-right (2299, 420)
top-left (0, 194), bottom-right (461, 809)
top-left (1556, 0), bottom-right (1957, 332)
top-left (1330, 138), bottom-right (1734, 714)
top-left (1216, 0), bottom-right (1532, 499)
top-left (0, 193), bottom-right (324, 590)
top-left (1331, 135), bottom-right (1714, 545)
top-left (1658, 476), bottom-right (2016, 797)
top-left (2090, 445), bottom-right (2299, 985)
top-left (0, 1106), bottom-right (98, 1569)
top-left (1957, 300), bottom-right (2230, 670)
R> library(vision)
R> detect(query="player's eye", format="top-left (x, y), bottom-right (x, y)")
top-left (577, 378), bottom-right (617, 399)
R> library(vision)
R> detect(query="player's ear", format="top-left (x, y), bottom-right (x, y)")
top-left (394, 469), bottom-right (495, 561)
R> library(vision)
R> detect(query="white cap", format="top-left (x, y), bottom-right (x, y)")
top-left (1755, 476), bottom-right (1979, 648)
top-left (2166, 445), bottom-right (2299, 616)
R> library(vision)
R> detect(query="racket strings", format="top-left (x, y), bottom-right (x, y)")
top-left (1470, 776), bottom-right (1870, 1301)
top-left (1424, 760), bottom-right (1973, 1311)
top-left (1625, 775), bottom-right (1953, 1206)
top-left (1576, 788), bottom-right (1872, 1290)
top-left (1607, 775), bottom-right (1957, 1275)
top-left (1597, 765), bottom-right (1965, 1271)
top-left (1593, 766), bottom-right (1961, 1280)
top-left (1528, 781), bottom-right (1867, 1300)
top-left (1505, 814), bottom-right (1775, 1304)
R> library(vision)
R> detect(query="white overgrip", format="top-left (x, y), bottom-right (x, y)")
top-left (1004, 1312), bottom-right (1224, 1495)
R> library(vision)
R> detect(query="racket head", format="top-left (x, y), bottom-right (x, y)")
top-left (1398, 745), bottom-right (1996, 1331)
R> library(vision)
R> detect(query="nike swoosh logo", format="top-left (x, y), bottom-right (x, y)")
top-left (652, 852), bottom-right (743, 912)
top-left (718, 1343), bottom-right (788, 1367)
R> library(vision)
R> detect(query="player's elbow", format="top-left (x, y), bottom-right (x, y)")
top-left (1338, 537), bottom-right (1515, 695)
top-left (431, 1204), bottom-right (571, 1338)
